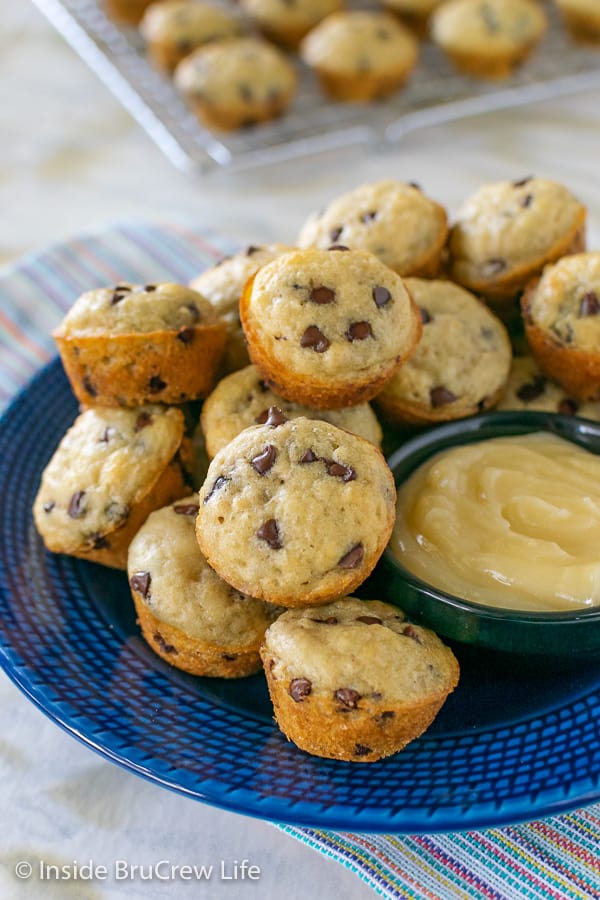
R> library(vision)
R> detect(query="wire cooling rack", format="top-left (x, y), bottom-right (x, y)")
top-left (33, 0), bottom-right (600, 173)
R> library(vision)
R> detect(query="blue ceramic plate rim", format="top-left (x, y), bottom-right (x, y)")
top-left (2, 359), bottom-right (600, 834)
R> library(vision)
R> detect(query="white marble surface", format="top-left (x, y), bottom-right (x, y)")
top-left (1, 3), bottom-right (600, 899)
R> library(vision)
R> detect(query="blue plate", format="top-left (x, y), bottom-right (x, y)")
top-left (1, 358), bottom-right (600, 833)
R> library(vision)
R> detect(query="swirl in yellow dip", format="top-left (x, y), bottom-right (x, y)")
top-left (390, 432), bottom-right (600, 611)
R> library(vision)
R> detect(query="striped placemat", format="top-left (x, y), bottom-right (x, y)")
top-left (2, 221), bottom-right (599, 900)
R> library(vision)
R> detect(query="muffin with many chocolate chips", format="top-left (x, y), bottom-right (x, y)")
top-left (201, 364), bottom-right (382, 457)
top-left (297, 181), bottom-right (448, 277)
top-left (497, 354), bottom-right (600, 419)
top-left (375, 279), bottom-right (512, 426)
top-left (521, 252), bottom-right (600, 400)
top-left (240, 247), bottom-right (422, 409)
top-left (240, 0), bottom-right (343, 49)
top-left (33, 406), bottom-right (190, 569)
top-left (260, 597), bottom-right (459, 762)
top-left (128, 496), bottom-right (281, 677)
top-left (140, 0), bottom-right (244, 74)
top-left (190, 243), bottom-right (295, 374)
top-left (300, 11), bottom-right (419, 102)
top-left (174, 36), bottom-right (297, 131)
top-left (196, 416), bottom-right (396, 606)
top-left (53, 282), bottom-right (227, 407)
top-left (448, 177), bottom-right (586, 317)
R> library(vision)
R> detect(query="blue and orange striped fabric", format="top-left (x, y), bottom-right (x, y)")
top-left (2, 222), bottom-right (600, 900)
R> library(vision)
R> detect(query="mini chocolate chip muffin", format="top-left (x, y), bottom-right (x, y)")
top-left (128, 496), bottom-right (281, 676)
top-left (190, 243), bottom-right (295, 374)
top-left (140, 0), bottom-right (244, 74)
top-left (260, 597), bottom-right (459, 762)
top-left (555, 0), bottom-right (600, 43)
top-left (521, 253), bottom-right (600, 401)
top-left (300, 11), bottom-right (419, 102)
top-left (104, 0), bottom-right (155, 25)
top-left (431, 0), bottom-right (547, 79)
top-left (174, 36), bottom-right (297, 131)
top-left (297, 181), bottom-right (448, 277)
top-left (448, 177), bottom-right (586, 317)
top-left (497, 354), bottom-right (600, 419)
top-left (33, 406), bottom-right (190, 569)
top-left (240, 247), bottom-right (422, 409)
top-left (201, 364), bottom-right (383, 457)
top-left (375, 279), bottom-right (512, 426)
top-left (53, 282), bottom-right (227, 407)
top-left (240, 0), bottom-right (343, 49)
top-left (196, 416), bottom-right (396, 606)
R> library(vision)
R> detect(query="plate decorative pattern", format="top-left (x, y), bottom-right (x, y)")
top-left (1, 225), bottom-right (600, 834)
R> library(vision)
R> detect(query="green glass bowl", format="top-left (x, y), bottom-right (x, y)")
top-left (377, 411), bottom-right (600, 658)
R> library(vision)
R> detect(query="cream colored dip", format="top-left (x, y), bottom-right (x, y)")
top-left (390, 432), bottom-right (600, 611)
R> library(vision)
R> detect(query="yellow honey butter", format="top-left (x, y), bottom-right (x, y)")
top-left (390, 432), bottom-right (600, 611)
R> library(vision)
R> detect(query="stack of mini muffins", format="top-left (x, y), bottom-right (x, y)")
top-left (34, 174), bottom-right (600, 761)
top-left (101, 0), bottom-right (597, 132)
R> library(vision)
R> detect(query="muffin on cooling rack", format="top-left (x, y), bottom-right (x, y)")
top-left (53, 282), bottom-right (227, 407)
top-left (555, 0), bottom-right (600, 43)
top-left (140, 0), bottom-right (244, 74)
top-left (174, 36), bottom-right (297, 131)
top-left (33, 405), bottom-right (190, 569)
top-left (239, 0), bottom-right (343, 49)
top-left (430, 0), bottom-right (547, 79)
top-left (300, 11), bottom-right (419, 102)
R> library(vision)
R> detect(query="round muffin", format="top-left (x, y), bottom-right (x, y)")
top-left (448, 177), bottom-right (586, 313)
top-left (431, 0), bottom-right (547, 79)
top-left (240, 247), bottom-right (423, 409)
top-left (239, 0), bottom-right (343, 49)
top-left (381, 0), bottom-right (447, 36)
top-left (497, 354), bottom-right (600, 419)
top-left (128, 496), bottom-right (281, 677)
top-left (53, 282), bottom-right (227, 407)
top-left (297, 181), bottom-right (448, 278)
top-left (140, 1), bottom-right (244, 74)
top-left (33, 406), bottom-right (190, 569)
top-left (521, 252), bottom-right (600, 401)
top-left (300, 11), bottom-right (419, 102)
top-left (190, 243), bottom-right (295, 374)
top-left (196, 416), bottom-right (397, 606)
top-left (260, 597), bottom-right (460, 762)
top-left (375, 279), bottom-right (512, 426)
top-left (555, 0), bottom-right (600, 43)
top-left (201, 364), bottom-right (382, 456)
top-left (174, 36), bottom-right (297, 131)
top-left (104, 0), bottom-right (155, 25)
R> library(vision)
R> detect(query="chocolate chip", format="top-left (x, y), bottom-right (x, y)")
top-left (373, 286), bottom-right (391, 308)
top-left (98, 427), bottom-right (114, 443)
top-left (255, 409), bottom-right (270, 424)
top-left (409, 181), bottom-right (422, 191)
top-left (83, 376), bottom-right (97, 397)
top-left (361, 210), bottom-right (377, 223)
top-left (245, 245), bottom-right (260, 256)
top-left (110, 286), bottom-right (131, 304)
top-left (68, 490), bottom-right (87, 519)
top-left (257, 518), bottom-right (282, 550)
top-left (356, 615), bottom-right (382, 625)
top-left (516, 376), bottom-right (546, 402)
top-left (520, 194), bottom-right (533, 208)
top-left (299, 448), bottom-right (318, 463)
top-left (89, 532), bottom-right (110, 550)
top-left (258, 379), bottom-right (270, 393)
top-left (481, 258), bottom-right (507, 278)
top-left (338, 543), bottom-right (364, 569)
top-left (43, 501), bottom-right (55, 513)
top-left (402, 624), bottom-right (423, 644)
top-left (313, 616), bottom-right (338, 625)
top-left (251, 444), bottom-right (277, 475)
top-left (153, 632), bottom-right (177, 654)
top-left (328, 244), bottom-right (350, 251)
top-left (148, 375), bottom-right (167, 393)
top-left (177, 326), bottom-right (195, 343)
top-left (513, 176), bottom-right (532, 187)
top-left (310, 286), bottom-right (335, 305)
top-left (301, 326), bottom-right (330, 353)
top-left (579, 291), bottom-right (600, 317)
top-left (326, 461), bottom-right (356, 482)
top-left (263, 406), bottom-right (287, 427)
top-left (330, 227), bottom-right (343, 243)
top-left (130, 571), bottom-right (151, 598)
top-left (135, 411), bottom-right (153, 432)
top-left (377, 711), bottom-right (395, 723)
top-left (289, 678), bottom-right (312, 702)
top-left (346, 321), bottom-right (373, 342)
top-left (185, 303), bottom-right (200, 323)
top-left (420, 307), bottom-right (432, 324)
top-left (144, 284), bottom-right (157, 292)
top-left (354, 744), bottom-right (372, 757)
top-left (558, 398), bottom-right (579, 416)
top-left (173, 503), bottom-right (200, 516)
top-left (203, 475), bottom-right (229, 503)
top-left (430, 386), bottom-right (457, 407)
top-left (334, 688), bottom-right (361, 708)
